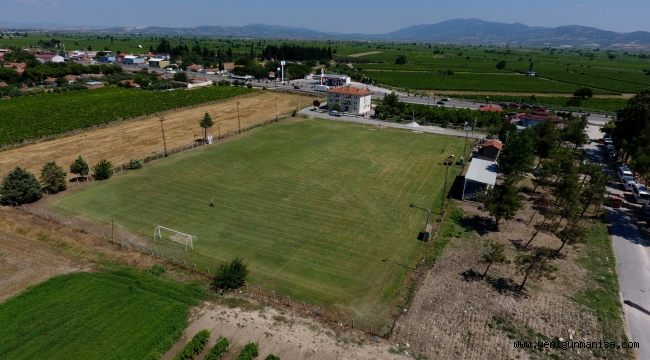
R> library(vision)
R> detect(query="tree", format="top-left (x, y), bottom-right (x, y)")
top-left (480, 240), bottom-right (508, 278)
top-left (613, 90), bottom-right (650, 179)
top-left (70, 156), bottom-right (89, 179)
top-left (173, 71), bottom-right (188, 82)
top-left (40, 162), bottom-right (67, 193)
top-left (579, 163), bottom-right (606, 216)
top-left (483, 180), bottom-right (522, 230)
top-left (533, 121), bottom-right (561, 160)
top-left (211, 257), bottom-right (249, 292)
top-left (562, 115), bottom-right (588, 149)
top-left (555, 214), bottom-right (586, 255)
top-left (0, 167), bottom-right (42, 205)
top-left (516, 248), bottom-right (556, 291)
top-left (496, 60), bottom-right (507, 70)
top-left (200, 112), bottom-right (214, 141)
top-left (497, 128), bottom-right (537, 178)
top-left (573, 87), bottom-right (594, 99)
top-left (93, 159), bottom-right (113, 180)
top-left (312, 99), bottom-right (320, 109)
top-left (331, 103), bottom-right (341, 112)
top-left (395, 55), bottom-right (407, 65)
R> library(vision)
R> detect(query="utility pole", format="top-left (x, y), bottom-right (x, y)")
top-left (159, 116), bottom-right (168, 157)
top-left (236, 101), bottom-right (241, 133)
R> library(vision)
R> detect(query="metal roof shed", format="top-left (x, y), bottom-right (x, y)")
top-left (462, 158), bottom-right (498, 202)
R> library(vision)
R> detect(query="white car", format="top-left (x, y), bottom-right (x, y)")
top-left (633, 184), bottom-right (650, 205)
top-left (622, 176), bottom-right (636, 191)
top-left (618, 166), bottom-right (634, 182)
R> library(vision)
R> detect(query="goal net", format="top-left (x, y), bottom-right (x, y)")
top-left (154, 225), bottom-right (194, 251)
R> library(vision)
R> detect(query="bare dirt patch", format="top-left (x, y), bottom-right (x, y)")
top-left (163, 301), bottom-right (408, 360)
top-left (0, 92), bottom-right (312, 177)
top-left (390, 200), bottom-right (615, 360)
top-left (348, 51), bottom-right (382, 58)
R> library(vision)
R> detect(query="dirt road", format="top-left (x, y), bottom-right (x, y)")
top-left (0, 92), bottom-right (312, 177)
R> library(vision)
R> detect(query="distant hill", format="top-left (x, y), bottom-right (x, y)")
top-left (4, 19), bottom-right (650, 48)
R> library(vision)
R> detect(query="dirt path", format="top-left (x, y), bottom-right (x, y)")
top-left (0, 92), bottom-right (312, 177)
top-left (422, 90), bottom-right (634, 99)
top-left (163, 302), bottom-right (408, 360)
top-left (348, 51), bottom-right (382, 58)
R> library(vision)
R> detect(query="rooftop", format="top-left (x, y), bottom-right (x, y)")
top-left (465, 158), bottom-right (498, 186)
top-left (482, 139), bottom-right (503, 150)
top-left (327, 86), bottom-right (371, 96)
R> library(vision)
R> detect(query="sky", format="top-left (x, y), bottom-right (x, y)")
top-left (1, 0), bottom-right (648, 33)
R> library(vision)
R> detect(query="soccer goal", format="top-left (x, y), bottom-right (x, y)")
top-left (153, 225), bottom-right (194, 251)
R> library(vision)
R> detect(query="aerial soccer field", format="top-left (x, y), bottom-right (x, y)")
top-left (52, 119), bottom-right (464, 328)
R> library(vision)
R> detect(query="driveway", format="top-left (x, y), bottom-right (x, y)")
top-left (298, 108), bottom-right (485, 139)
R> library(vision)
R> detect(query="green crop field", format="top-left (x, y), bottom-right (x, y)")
top-left (0, 269), bottom-right (204, 360)
top-left (51, 119), bottom-right (464, 331)
top-left (0, 86), bottom-right (252, 146)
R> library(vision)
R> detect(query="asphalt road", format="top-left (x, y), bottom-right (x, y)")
top-left (585, 124), bottom-right (650, 359)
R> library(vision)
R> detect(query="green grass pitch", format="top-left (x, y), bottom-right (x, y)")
top-left (52, 119), bottom-right (464, 329)
top-left (0, 269), bottom-right (204, 360)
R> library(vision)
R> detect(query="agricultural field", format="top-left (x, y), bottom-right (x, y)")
top-left (50, 119), bottom-right (465, 332)
top-left (0, 85), bottom-right (252, 146)
top-left (0, 269), bottom-right (204, 360)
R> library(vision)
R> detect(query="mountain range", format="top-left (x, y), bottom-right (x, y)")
top-left (3, 19), bottom-right (650, 48)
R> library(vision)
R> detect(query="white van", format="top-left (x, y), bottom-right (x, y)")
top-left (633, 184), bottom-right (650, 205)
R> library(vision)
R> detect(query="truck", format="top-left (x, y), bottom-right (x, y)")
top-left (315, 85), bottom-right (329, 92)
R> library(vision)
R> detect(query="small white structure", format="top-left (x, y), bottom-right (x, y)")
top-left (327, 86), bottom-right (372, 115)
top-left (122, 55), bottom-right (145, 65)
top-left (462, 158), bottom-right (498, 202)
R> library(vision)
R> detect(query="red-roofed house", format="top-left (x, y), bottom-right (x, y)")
top-left (479, 105), bottom-right (503, 112)
top-left (186, 64), bottom-right (202, 72)
top-left (477, 139), bottom-right (503, 160)
top-left (327, 86), bottom-right (372, 115)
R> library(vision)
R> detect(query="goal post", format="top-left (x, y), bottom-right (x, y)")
top-left (153, 225), bottom-right (194, 251)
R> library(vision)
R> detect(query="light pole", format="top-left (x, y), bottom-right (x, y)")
top-left (236, 101), bottom-right (241, 133)
top-left (410, 203), bottom-right (432, 234)
top-left (410, 203), bottom-right (433, 261)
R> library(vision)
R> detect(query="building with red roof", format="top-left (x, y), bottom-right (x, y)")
top-left (326, 86), bottom-right (372, 115)
top-left (476, 139), bottom-right (503, 160)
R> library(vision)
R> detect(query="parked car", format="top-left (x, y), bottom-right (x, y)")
top-left (618, 166), bottom-right (634, 182)
top-left (622, 176), bottom-right (636, 191)
top-left (633, 183), bottom-right (650, 205)
top-left (329, 110), bottom-right (341, 117)
top-left (293, 85), bottom-right (300, 89)
top-left (436, 101), bottom-right (446, 105)
top-left (637, 205), bottom-right (650, 224)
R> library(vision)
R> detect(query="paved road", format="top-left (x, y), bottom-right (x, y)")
top-left (298, 108), bottom-right (485, 139)
top-left (585, 124), bottom-right (650, 359)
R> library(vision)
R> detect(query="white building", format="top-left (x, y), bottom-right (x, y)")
top-left (327, 86), bottom-right (372, 115)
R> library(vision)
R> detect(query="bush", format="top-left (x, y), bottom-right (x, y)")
top-left (496, 60), bottom-right (507, 70)
top-left (264, 355), bottom-right (280, 360)
top-left (246, 83), bottom-right (253, 89)
top-left (173, 72), bottom-right (189, 82)
top-left (235, 342), bottom-right (259, 360)
top-left (93, 159), bottom-right (113, 180)
top-left (40, 161), bottom-right (67, 193)
top-left (70, 155), bottom-right (89, 178)
top-left (395, 55), bottom-right (407, 65)
top-left (573, 87), bottom-right (594, 99)
top-left (1, 167), bottom-right (42, 205)
top-left (205, 337), bottom-right (230, 360)
top-left (173, 329), bottom-right (211, 360)
top-left (126, 159), bottom-right (143, 170)
top-left (211, 257), bottom-right (249, 292)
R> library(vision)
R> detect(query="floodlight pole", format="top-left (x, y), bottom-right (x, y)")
top-left (236, 101), bottom-right (241, 133)
top-left (159, 116), bottom-right (168, 157)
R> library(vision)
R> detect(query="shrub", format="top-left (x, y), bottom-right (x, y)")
top-left (93, 159), bottom-right (113, 180)
top-left (126, 159), bottom-right (143, 170)
top-left (573, 87), bottom-right (594, 99)
top-left (246, 83), bottom-right (253, 89)
top-left (0, 167), bottom-right (42, 205)
top-left (204, 337), bottom-right (230, 360)
top-left (173, 329), bottom-right (211, 360)
top-left (211, 257), bottom-right (249, 292)
top-left (70, 155), bottom-right (89, 178)
top-left (40, 161), bottom-right (67, 193)
top-left (235, 342), bottom-right (259, 360)
top-left (264, 355), bottom-right (280, 360)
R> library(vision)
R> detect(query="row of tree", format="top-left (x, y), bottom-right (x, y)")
top-left (481, 113), bottom-right (605, 291)
top-left (374, 92), bottom-right (504, 129)
top-left (0, 156), bottom-right (113, 205)
top-left (608, 89), bottom-right (650, 181)
top-left (260, 44), bottom-right (332, 62)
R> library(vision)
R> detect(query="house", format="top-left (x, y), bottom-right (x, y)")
top-left (44, 77), bottom-right (58, 86)
top-left (462, 158), bottom-right (498, 202)
top-left (512, 111), bottom-right (562, 128)
top-left (479, 105), bottom-right (503, 113)
top-left (314, 73), bottom-right (351, 86)
top-left (97, 55), bottom-right (116, 63)
top-left (327, 86), bottom-right (372, 115)
top-left (35, 53), bottom-right (65, 63)
top-left (122, 55), bottom-right (145, 65)
top-left (4, 62), bottom-right (27, 75)
top-left (0, 48), bottom-right (10, 59)
top-left (84, 81), bottom-right (104, 90)
top-left (476, 139), bottom-right (503, 161)
top-left (148, 58), bottom-right (170, 68)
top-left (186, 64), bottom-right (202, 72)
top-left (0, 81), bottom-right (8, 88)
top-left (64, 74), bottom-right (78, 83)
